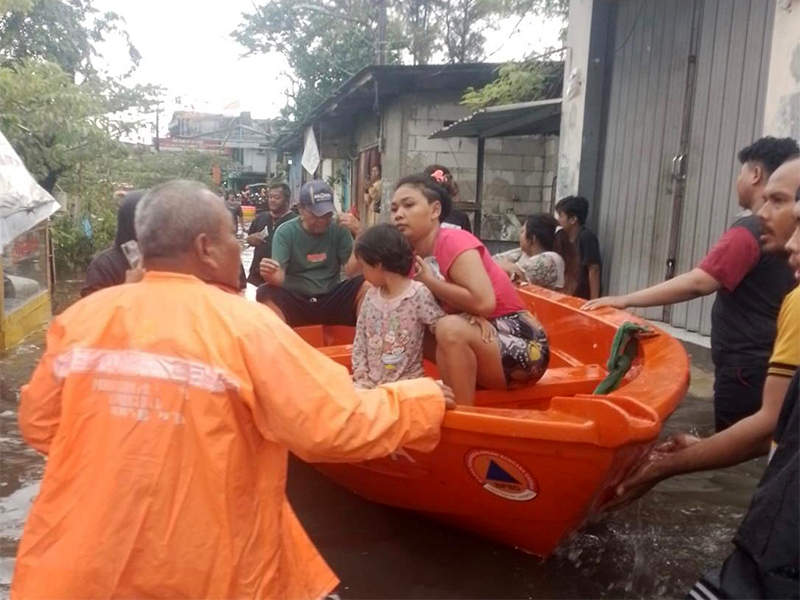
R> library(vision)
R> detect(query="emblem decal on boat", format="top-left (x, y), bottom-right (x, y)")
top-left (465, 450), bottom-right (538, 502)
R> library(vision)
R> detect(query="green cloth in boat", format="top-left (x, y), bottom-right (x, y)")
top-left (593, 322), bottom-right (651, 395)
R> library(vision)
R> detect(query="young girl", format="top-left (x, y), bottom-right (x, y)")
top-left (391, 172), bottom-right (550, 404)
top-left (351, 223), bottom-right (445, 389)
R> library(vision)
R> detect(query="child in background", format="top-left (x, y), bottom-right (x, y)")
top-left (555, 196), bottom-right (603, 299)
top-left (351, 223), bottom-right (445, 389)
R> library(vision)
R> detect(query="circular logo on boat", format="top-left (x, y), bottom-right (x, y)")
top-left (465, 450), bottom-right (538, 502)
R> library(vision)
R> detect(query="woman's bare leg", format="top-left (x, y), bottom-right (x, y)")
top-left (435, 315), bottom-right (506, 404)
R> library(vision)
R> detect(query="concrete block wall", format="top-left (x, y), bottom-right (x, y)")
top-left (399, 93), bottom-right (479, 200)
top-left (402, 109), bottom-right (559, 239)
top-left (378, 92), bottom-right (560, 239)
top-left (482, 134), bottom-right (559, 216)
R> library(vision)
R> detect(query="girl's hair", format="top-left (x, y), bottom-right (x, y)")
top-left (354, 223), bottom-right (415, 275)
top-left (394, 172), bottom-right (453, 221)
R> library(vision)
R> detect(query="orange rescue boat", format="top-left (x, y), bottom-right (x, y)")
top-left (293, 285), bottom-right (690, 557)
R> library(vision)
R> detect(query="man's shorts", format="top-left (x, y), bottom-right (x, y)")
top-left (256, 276), bottom-right (366, 327)
top-left (713, 365), bottom-right (768, 432)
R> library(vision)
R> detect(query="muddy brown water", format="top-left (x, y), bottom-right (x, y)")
top-left (0, 262), bottom-right (764, 599)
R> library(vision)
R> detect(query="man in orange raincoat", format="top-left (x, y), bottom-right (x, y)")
top-left (12, 180), bottom-right (453, 600)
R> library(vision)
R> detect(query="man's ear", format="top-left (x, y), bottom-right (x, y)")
top-left (193, 233), bottom-right (216, 268)
top-left (752, 163), bottom-right (765, 185)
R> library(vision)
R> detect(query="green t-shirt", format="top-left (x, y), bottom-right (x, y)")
top-left (272, 218), bottom-right (354, 296)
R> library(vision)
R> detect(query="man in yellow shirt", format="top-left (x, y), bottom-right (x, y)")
top-left (12, 180), bottom-right (453, 600)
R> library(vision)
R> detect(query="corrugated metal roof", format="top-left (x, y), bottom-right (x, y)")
top-left (430, 98), bottom-right (562, 139)
top-left (275, 63), bottom-right (504, 150)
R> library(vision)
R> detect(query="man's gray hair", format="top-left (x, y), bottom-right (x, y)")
top-left (135, 180), bottom-right (225, 259)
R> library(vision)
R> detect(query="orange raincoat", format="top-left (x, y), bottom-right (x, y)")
top-left (12, 271), bottom-right (445, 599)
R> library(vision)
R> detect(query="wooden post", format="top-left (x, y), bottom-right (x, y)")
top-left (475, 137), bottom-right (485, 238)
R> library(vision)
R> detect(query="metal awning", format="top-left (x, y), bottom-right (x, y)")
top-left (430, 98), bottom-right (562, 139)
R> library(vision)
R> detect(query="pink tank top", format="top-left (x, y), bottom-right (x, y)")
top-left (433, 228), bottom-right (525, 319)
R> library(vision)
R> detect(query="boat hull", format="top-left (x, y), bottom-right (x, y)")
top-left (297, 285), bottom-right (689, 556)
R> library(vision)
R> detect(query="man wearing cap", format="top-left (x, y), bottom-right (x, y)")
top-left (257, 180), bottom-right (365, 326)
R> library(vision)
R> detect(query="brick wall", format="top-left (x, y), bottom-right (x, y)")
top-left (396, 94), bottom-right (559, 239)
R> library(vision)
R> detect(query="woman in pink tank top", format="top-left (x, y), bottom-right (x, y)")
top-left (391, 172), bottom-right (549, 404)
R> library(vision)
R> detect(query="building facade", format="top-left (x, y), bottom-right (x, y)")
top-left (557, 0), bottom-right (799, 335)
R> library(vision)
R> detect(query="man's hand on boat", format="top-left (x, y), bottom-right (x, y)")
top-left (125, 267), bottom-right (145, 284)
top-left (603, 433), bottom-right (700, 511)
top-left (582, 295), bottom-right (629, 311)
top-left (435, 380), bottom-right (457, 409)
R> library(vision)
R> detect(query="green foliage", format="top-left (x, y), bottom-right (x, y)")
top-left (0, 0), bottom-right (168, 273)
top-left (50, 185), bottom-right (116, 272)
top-left (235, 0), bottom-right (567, 120)
top-left (0, 60), bottom-right (160, 192)
top-left (233, 0), bottom-right (399, 122)
top-left (0, 0), bottom-right (32, 12)
top-left (0, 0), bottom-right (140, 76)
top-left (111, 149), bottom-right (232, 189)
top-left (50, 150), bottom-right (232, 271)
top-left (461, 57), bottom-right (563, 109)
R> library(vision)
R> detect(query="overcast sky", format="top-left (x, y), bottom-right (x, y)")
top-left (94, 0), bottom-right (563, 143)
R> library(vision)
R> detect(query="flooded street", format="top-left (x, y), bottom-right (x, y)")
top-left (0, 254), bottom-right (764, 599)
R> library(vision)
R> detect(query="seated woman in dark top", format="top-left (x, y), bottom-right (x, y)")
top-left (81, 190), bottom-right (145, 297)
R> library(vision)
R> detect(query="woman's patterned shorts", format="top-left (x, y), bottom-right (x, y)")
top-left (491, 311), bottom-right (550, 386)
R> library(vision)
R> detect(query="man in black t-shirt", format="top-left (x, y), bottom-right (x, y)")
top-left (224, 192), bottom-right (243, 234)
top-left (253, 187), bottom-right (269, 214)
top-left (556, 195), bottom-right (602, 299)
top-left (246, 183), bottom-right (296, 286)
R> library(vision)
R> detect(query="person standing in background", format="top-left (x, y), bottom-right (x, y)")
top-left (224, 191), bottom-right (244, 235)
top-left (81, 190), bottom-right (146, 297)
top-left (364, 164), bottom-right (383, 226)
top-left (246, 183), bottom-right (297, 286)
top-left (555, 196), bottom-right (602, 300)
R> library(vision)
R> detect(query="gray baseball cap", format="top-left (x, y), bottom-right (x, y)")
top-left (298, 180), bottom-right (336, 216)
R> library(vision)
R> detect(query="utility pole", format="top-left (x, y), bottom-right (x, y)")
top-left (376, 0), bottom-right (387, 65)
top-left (154, 101), bottom-right (160, 152)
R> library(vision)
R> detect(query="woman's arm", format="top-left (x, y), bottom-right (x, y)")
top-left (416, 250), bottom-right (496, 317)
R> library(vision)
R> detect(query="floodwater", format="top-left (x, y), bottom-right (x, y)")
top-left (0, 251), bottom-right (765, 599)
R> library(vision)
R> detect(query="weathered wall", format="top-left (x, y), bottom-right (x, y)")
top-left (556, 0), bottom-right (594, 199)
top-left (354, 116), bottom-right (380, 151)
top-left (398, 91), bottom-right (476, 194)
top-left (318, 131), bottom-right (351, 161)
top-left (242, 148), bottom-right (267, 173)
top-left (386, 92), bottom-right (559, 238)
top-left (763, 0), bottom-right (800, 139)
